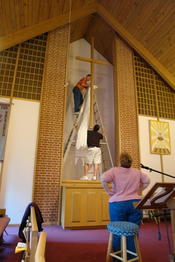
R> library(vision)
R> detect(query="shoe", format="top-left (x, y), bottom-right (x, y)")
top-left (74, 111), bottom-right (79, 115)
top-left (92, 176), bottom-right (97, 180)
top-left (80, 176), bottom-right (88, 180)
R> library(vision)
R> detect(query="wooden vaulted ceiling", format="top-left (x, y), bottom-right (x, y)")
top-left (1, 0), bottom-right (175, 89)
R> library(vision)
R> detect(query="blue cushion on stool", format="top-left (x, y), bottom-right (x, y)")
top-left (107, 221), bottom-right (139, 236)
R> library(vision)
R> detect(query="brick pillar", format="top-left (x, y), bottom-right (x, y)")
top-left (113, 36), bottom-right (140, 168)
top-left (33, 26), bottom-right (69, 223)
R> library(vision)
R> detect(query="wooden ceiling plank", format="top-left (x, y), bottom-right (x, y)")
top-left (70, 16), bottom-right (92, 43)
top-left (0, 2), bottom-right (97, 52)
top-left (0, 1), bottom-right (7, 35)
top-left (141, 4), bottom-right (171, 45)
top-left (34, 1), bottom-right (52, 24)
top-left (9, 0), bottom-right (25, 32)
top-left (62, 0), bottom-right (71, 14)
top-left (18, 0), bottom-right (28, 30)
top-left (97, 3), bottom-right (175, 90)
top-left (33, 0), bottom-right (41, 25)
top-left (84, 15), bottom-right (115, 63)
top-left (49, 0), bottom-right (61, 18)
top-left (148, 23), bottom-right (175, 52)
top-left (2, 0), bottom-right (13, 35)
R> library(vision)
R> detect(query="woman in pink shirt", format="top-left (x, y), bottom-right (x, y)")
top-left (101, 152), bottom-right (150, 260)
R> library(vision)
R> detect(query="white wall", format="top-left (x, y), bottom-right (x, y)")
top-left (64, 39), bottom-right (114, 180)
top-left (0, 99), bottom-right (40, 224)
top-left (138, 115), bottom-right (175, 194)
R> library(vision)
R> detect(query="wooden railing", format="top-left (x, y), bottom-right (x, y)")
top-left (21, 206), bottom-right (46, 262)
top-left (35, 232), bottom-right (47, 262)
top-left (29, 207), bottom-right (39, 262)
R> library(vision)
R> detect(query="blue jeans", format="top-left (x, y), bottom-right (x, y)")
top-left (73, 87), bottom-right (83, 112)
top-left (109, 200), bottom-right (142, 261)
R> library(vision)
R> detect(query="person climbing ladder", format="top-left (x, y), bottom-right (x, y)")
top-left (73, 74), bottom-right (91, 114)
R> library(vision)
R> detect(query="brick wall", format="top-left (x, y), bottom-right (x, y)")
top-left (33, 30), bottom-right (140, 223)
top-left (33, 26), bottom-right (69, 224)
top-left (113, 36), bottom-right (140, 168)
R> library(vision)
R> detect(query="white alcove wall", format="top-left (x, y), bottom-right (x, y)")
top-left (63, 39), bottom-right (114, 180)
top-left (0, 99), bottom-right (40, 224)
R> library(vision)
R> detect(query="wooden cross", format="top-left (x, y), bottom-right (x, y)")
top-left (76, 37), bottom-right (108, 129)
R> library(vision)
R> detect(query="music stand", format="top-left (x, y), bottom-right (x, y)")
top-left (136, 182), bottom-right (175, 210)
top-left (136, 182), bottom-right (175, 262)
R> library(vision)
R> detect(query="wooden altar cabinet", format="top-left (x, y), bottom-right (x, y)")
top-left (61, 180), bottom-right (110, 229)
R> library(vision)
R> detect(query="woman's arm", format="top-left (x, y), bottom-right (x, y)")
top-left (100, 169), bottom-right (114, 196)
top-left (101, 181), bottom-right (114, 196)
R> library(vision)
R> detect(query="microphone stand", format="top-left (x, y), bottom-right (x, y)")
top-left (140, 164), bottom-right (175, 179)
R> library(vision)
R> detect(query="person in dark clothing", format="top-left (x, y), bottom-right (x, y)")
top-left (82, 124), bottom-right (103, 180)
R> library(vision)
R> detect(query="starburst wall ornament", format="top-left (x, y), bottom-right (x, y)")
top-left (149, 120), bottom-right (171, 154)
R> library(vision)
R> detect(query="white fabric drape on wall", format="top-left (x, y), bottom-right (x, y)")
top-left (76, 88), bottom-right (90, 149)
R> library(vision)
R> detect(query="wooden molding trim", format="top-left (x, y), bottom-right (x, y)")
top-left (0, 2), bottom-right (97, 52)
top-left (97, 3), bottom-right (175, 90)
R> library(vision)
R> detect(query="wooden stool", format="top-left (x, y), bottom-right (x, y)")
top-left (106, 221), bottom-right (142, 262)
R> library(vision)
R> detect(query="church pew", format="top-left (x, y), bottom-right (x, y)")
top-left (19, 205), bottom-right (46, 262)
top-left (35, 232), bottom-right (47, 262)
top-left (21, 206), bottom-right (39, 262)
top-left (29, 206), bottom-right (39, 262)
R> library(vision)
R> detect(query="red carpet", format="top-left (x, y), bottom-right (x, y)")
top-left (0, 226), bottom-right (21, 262)
top-left (139, 222), bottom-right (173, 262)
top-left (44, 226), bottom-right (108, 262)
top-left (0, 221), bottom-right (173, 262)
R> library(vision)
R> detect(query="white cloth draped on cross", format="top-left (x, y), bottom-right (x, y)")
top-left (75, 88), bottom-right (91, 164)
top-left (76, 87), bottom-right (90, 150)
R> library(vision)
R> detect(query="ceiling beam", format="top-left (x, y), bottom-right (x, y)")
top-left (0, 2), bottom-right (97, 52)
top-left (97, 3), bottom-right (175, 90)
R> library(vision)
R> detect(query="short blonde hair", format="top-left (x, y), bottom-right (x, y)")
top-left (120, 152), bottom-right (132, 168)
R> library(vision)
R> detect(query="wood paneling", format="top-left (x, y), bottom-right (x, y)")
top-left (61, 180), bottom-right (110, 228)
top-left (85, 15), bottom-right (115, 64)
top-left (96, 3), bottom-right (175, 89)
top-left (1, 0), bottom-right (175, 89)
top-left (0, 0), bottom-right (96, 37)
top-left (99, 0), bottom-right (175, 80)
top-left (0, 2), bottom-right (96, 51)
top-left (70, 16), bottom-right (93, 43)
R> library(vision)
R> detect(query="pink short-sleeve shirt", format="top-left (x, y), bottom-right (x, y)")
top-left (101, 167), bottom-right (149, 202)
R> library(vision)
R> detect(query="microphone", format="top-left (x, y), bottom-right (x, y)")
top-left (140, 163), bottom-right (150, 170)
